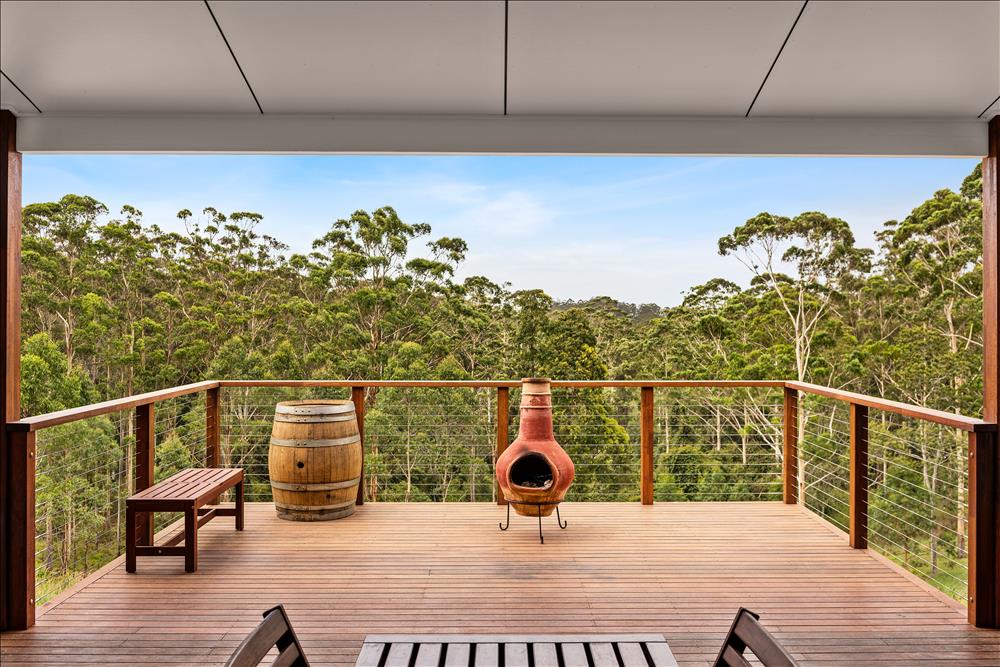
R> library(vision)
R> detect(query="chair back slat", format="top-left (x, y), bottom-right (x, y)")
top-left (720, 645), bottom-right (753, 667)
top-left (271, 644), bottom-right (304, 667)
top-left (713, 608), bottom-right (797, 667)
top-left (225, 605), bottom-right (310, 667)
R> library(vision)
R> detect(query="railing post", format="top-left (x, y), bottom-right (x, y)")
top-left (205, 386), bottom-right (220, 468)
top-left (1, 109), bottom-right (26, 630)
top-left (135, 403), bottom-right (155, 546)
top-left (640, 386), bottom-right (654, 505)
top-left (849, 403), bottom-right (868, 549)
top-left (782, 386), bottom-right (798, 504)
top-left (969, 428), bottom-right (999, 628)
top-left (1, 429), bottom-right (35, 630)
top-left (351, 386), bottom-right (365, 506)
top-left (495, 386), bottom-right (509, 505)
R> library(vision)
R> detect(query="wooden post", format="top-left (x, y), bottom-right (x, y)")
top-left (984, 115), bottom-right (998, 425)
top-left (496, 386), bottom-right (509, 505)
top-left (0, 109), bottom-right (28, 630)
top-left (782, 386), bottom-right (798, 504)
top-left (135, 403), bottom-right (155, 546)
top-left (849, 403), bottom-right (868, 549)
top-left (1, 430), bottom-right (34, 631)
top-left (968, 429), bottom-right (999, 628)
top-left (640, 386), bottom-right (654, 505)
top-left (970, 114), bottom-right (999, 628)
top-left (351, 386), bottom-right (365, 506)
top-left (205, 386), bottom-right (220, 468)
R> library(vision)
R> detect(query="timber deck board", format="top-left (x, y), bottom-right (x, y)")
top-left (1, 502), bottom-right (997, 666)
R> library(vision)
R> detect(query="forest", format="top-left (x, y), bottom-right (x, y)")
top-left (22, 165), bottom-right (984, 603)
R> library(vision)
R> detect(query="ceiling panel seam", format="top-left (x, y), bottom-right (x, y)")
top-left (980, 94), bottom-right (1000, 119)
top-left (745, 0), bottom-right (809, 118)
top-left (503, 0), bottom-right (509, 116)
top-left (203, 0), bottom-right (263, 113)
top-left (1, 70), bottom-right (42, 114)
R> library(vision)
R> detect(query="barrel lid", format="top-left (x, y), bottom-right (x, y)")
top-left (275, 400), bottom-right (356, 416)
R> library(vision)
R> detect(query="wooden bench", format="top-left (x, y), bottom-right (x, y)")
top-left (126, 467), bottom-right (244, 573)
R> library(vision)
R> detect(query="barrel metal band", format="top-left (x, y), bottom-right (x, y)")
top-left (269, 435), bottom-right (361, 447)
top-left (270, 478), bottom-right (360, 492)
top-left (273, 414), bottom-right (356, 424)
top-left (274, 499), bottom-right (357, 512)
top-left (275, 403), bottom-right (355, 416)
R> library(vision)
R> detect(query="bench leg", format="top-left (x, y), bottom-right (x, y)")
top-left (236, 480), bottom-right (244, 531)
top-left (126, 506), bottom-right (136, 573)
top-left (184, 507), bottom-right (198, 573)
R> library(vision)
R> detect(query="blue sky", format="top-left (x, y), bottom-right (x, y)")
top-left (24, 155), bottom-right (978, 305)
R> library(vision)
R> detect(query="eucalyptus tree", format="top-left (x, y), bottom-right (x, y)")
top-left (718, 211), bottom-right (872, 383)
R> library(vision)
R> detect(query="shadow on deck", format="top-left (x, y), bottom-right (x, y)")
top-left (2, 502), bottom-right (997, 666)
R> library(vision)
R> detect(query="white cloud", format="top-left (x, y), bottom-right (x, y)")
top-left (461, 236), bottom-right (750, 306)
top-left (448, 190), bottom-right (555, 238)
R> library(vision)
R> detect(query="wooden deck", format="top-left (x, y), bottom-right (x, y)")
top-left (1, 502), bottom-right (997, 666)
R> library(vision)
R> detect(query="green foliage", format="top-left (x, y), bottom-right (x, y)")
top-left (22, 166), bottom-right (985, 604)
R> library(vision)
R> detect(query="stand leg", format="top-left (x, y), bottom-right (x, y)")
top-left (538, 505), bottom-right (544, 544)
top-left (499, 502), bottom-right (510, 531)
top-left (235, 480), bottom-right (244, 531)
top-left (126, 506), bottom-right (136, 573)
top-left (184, 507), bottom-right (198, 573)
top-left (556, 505), bottom-right (567, 529)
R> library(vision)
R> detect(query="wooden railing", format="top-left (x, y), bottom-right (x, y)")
top-left (2, 378), bottom-right (997, 631)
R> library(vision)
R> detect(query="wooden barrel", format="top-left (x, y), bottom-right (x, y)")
top-left (268, 400), bottom-right (361, 521)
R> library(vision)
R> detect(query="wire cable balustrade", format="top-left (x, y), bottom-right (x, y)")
top-left (8, 378), bottom-right (995, 622)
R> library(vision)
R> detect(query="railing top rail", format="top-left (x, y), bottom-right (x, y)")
top-left (217, 379), bottom-right (786, 389)
top-left (7, 378), bottom-right (994, 434)
top-left (787, 381), bottom-right (996, 433)
top-left (6, 381), bottom-right (219, 432)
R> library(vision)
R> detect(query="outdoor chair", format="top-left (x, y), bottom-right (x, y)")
top-left (225, 605), bottom-right (310, 667)
top-left (713, 607), bottom-right (798, 667)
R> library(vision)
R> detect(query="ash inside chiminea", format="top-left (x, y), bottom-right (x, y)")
top-left (509, 452), bottom-right (554, 489)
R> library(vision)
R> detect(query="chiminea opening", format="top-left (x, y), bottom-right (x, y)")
top-left (509, 453), bottom-right (554, 489)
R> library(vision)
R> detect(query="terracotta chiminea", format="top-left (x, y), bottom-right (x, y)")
top-left (496, 378), bottom-right (575, 517)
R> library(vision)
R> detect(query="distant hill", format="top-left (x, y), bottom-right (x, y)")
top-left (552, 296), bottom-right (663, 323)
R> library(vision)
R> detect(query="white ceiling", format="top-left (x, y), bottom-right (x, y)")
top-left (0, 0), bottom-right (998, 154)
top-left (506, 1), bottom-right (803, 116)
top-left (0, 1), bottom-right (256, 113)
top-left (211, 1), bottom-right (505, 114)
top-left (753, 1), bottom-right (1000, 117)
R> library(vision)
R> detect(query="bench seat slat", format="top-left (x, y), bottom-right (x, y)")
top-left (129, 468), bottom-right (242, 504)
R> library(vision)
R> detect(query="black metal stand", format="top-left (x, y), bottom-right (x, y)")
top-left (499, 501), bottom-right (567, 544)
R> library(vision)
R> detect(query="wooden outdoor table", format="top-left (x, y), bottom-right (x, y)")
top-left (355, 634), bottom-right (677, 667)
